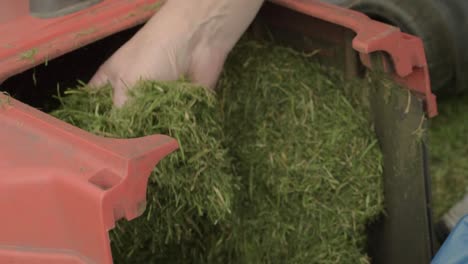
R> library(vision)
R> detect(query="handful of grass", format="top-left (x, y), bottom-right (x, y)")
top-left (52, 82), bottom-right (235, 263)
top-left (52, 40), bottom-right (383, 263)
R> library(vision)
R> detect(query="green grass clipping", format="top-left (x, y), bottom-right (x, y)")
top-left (52, 40), bottom-right (383, 263)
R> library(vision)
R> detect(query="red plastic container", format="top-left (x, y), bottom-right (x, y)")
top-left (0, 0), bottom-right (437, 263)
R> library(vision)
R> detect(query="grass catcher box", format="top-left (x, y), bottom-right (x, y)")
top-left (0, 0), bottom-right (438, 263)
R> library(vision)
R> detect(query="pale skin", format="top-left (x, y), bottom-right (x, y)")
top-left (90, 0), bottom-right (265, 107)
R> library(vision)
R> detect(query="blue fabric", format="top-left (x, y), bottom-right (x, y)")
top-left (432, 215), bottom-right (468, 264)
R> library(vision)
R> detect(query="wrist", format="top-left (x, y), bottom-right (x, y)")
top-left (161, 0), bottom-right (264, 52)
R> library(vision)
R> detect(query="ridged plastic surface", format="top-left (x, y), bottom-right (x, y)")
top-left (0, 93), bottom-right (178, 263)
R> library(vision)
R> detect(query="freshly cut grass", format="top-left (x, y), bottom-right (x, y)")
top-left (220, 41), bottom-right (383, 263)
top-left (52, 39), bottom-right (384, 263)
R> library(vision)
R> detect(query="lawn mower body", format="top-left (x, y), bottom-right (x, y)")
top-left (322, 0), bottom-right (468, 95)
top-left (0, 0), bottom-right (438, 263)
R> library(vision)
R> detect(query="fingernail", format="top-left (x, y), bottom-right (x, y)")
top-left (89, 73), bottom-right (109, 89)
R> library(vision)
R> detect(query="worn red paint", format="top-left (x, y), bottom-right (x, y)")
top-left (0, 0), bottom-right (163, 83)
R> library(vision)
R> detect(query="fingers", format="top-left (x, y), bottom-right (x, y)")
top-left (86, 0), bottom-right (256, 106)
top-left (88, 68), bottom-right (109, 89)
top-left (89, 64), bottom-right (130, 107)
top-left (112, 78), bottom-right (130, 108)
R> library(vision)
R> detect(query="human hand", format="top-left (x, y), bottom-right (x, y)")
top-left (90, 0), bottom-right (264, 107)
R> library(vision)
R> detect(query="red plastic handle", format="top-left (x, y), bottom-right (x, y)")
top-left (271, 0), bottom-right (438, 117)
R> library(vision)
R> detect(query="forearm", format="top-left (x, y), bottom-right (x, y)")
top-left (191, 0), bottom-right (265, 50)
top-left (146, 0), bottom-right (265, 52)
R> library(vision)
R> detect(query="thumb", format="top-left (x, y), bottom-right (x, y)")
top-left (89, 68), bottom-right (129, 108)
